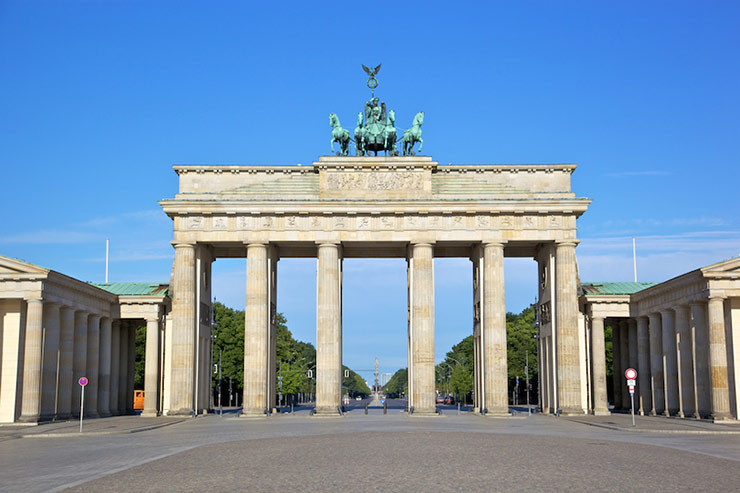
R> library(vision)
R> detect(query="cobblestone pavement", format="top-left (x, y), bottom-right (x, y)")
top-left (1, 410), bottom-right (739, 492)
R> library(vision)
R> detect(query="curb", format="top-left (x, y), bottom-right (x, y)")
top-left (20, 419), bottom-right (187, 438)
top-left (565, 418), bottom-right (740, 435)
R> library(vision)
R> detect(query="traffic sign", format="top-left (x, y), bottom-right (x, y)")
top-left (624, 368), bottom-right (637, 380)
top-left (78, 377), bottom-right (88, 386)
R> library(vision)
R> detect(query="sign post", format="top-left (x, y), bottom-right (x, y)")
top-left (624, 368), bottom-right (637, 427)
top-left (78, 376), bottom-right (88, 433)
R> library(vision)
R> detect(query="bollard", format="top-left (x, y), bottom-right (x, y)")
top-left (365, 403), bottom-right (368, 415)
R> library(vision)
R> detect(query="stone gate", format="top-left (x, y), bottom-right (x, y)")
top-left (159, 156), bottom-right (591, 416)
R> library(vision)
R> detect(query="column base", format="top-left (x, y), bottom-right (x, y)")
top-left (241, 408), bottom-right (268, 418)
top-left (710, 412), bottom-right (737, 423)
top-left (165, 408), bottom-right (196, 417)
top-left (592, 409), bottom-right (611, 416)
top-left (313, 407), bottom-right (342, 417)
top-left (409, 410), bottom-right (440, 417)
top-left (558, 407), bottom-right (585, 416)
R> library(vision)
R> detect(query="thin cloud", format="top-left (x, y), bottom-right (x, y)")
top-left (605, 170), bottom-right (672, 177)
top-left (0, 230), bottom-right (100, 244)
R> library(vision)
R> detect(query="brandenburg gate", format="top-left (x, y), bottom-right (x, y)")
top-left (159, 155), bottom-right (591, 416)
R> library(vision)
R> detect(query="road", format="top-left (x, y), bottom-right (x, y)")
top-left (1, 406), bottom-right (739, 492)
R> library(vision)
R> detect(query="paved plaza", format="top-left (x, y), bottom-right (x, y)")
top-left (1, 407), bottom-right (739, 492)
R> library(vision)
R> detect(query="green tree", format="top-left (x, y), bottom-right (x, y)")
top-left (383, 368), bottom-right (408, 397)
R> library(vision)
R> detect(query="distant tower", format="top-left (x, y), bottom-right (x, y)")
top-left (375, 357), bottom-right (380, 396)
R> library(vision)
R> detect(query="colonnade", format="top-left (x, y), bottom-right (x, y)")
top-left (229, 240), bottom-right (584, 417)
top-left (1, 298), bottom-right (155, 422)
top-left (587, 297), bottom-right (734, 421)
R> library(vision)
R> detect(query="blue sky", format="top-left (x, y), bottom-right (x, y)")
top-left (2, 1), bottom-right (739, 377)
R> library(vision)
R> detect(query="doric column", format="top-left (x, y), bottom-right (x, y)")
top-left (707, 297), bottom-right (731, 421)
top-left (661, 309), bottom-right (679, 415)
top-left (648, 313), bottom-right (665, 415)
top-left (126, 325), bottom-right (135, 413)
top-left (71, 310), bottom-right (88, 418)
top-left (56, 307), bottom-right (75, 419)
top-left (168, 242), bottom-right (197, 415)
top-left (690, 302), bottom-right (711, 417)
top-left (98, 317), bottom-right (112, 417)
top-left (19, 298), bottom-right (44, 422)
top-left (85, 314), bottom-right (101, 418)
top-left (482, 242), bottom-right (508, 415)
top-left (555, 241), bottom-right (583, 415)
top-left (40, 302), bottom-right (60, 421)
top-left (636, 316), bottom-right (651, 415)
top-left (619, 319), bottom-right (629, 409)
top-left (118, 321), bottom-right (129, 413)
top-left (143, 317), bottom-right (161, 416)
top-left (589, 315), bottom-right (609, 415)
top-left (109, 320), bottom-right (121, 415)
top-left (409, 242), bottom-right (436, 415)
top-left (315, 243), bottom-right (343, 415)
top-left (674, 305), bottom-right (696, 418)
top-left (611, 319), bottom-right (622, 410)
top-left (243, 243), bottom-right (270, 416)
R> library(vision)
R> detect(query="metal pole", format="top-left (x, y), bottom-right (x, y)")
top-left (526, 350), bottom-right (531, 416)
top-left (218, 350), bottom-right (223, 415)
top-left (632, 236), bottom-right (638, 282)
top-left (79, 385), bottom-right (85, 433)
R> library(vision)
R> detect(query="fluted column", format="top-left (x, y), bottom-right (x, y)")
top-left (636, 316), bottom-right (651, 415)
top-left (243, 243), bottom-right (270, 416)
top-left (109, 320), bottom-right (121, 415)
top-left (648, 313), bottom-right (664, 415)
top-left (118, 321), bottom-right (129, 413)
top-left (661, 309), bottom-right (679, 415)
top-left (40, 302), bottom-right (60, 421)
top-left (482, 242), bottom-right (508, 415)
top-left (619, 320), bottom-right (629, 409)
top-left (98, 317), bottom-right (112, 417)
top-left (57, 307), bottom-right (75, 419)
top-left (612, 319), bottom-right (622, 410)
top-left (19, 298), bottom-right (44, 422)
top-left (143, 317), bottom-right (161, 416)
top-left (126, 325), bottom-right (135, 413)
top-left (555, 242), bottom-right (583, 415)
top-left (315, 243), bottom-right (343, 415)
top-left (674, 305), bottom-right (696, 418)
top-left (707, 297), bottom-right (731, 421)
top-left (85, 314), bottom-right (101, 418)
top-left (690, 302), bottom-right (711, 417)
top-left (590, 315), bottom-right (609, 415)
top-left (71, 310), bottom-right (88, 418)
top-left (168, 242), bottom-right (197, 415)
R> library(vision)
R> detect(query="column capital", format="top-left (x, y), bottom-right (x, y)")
top-left (172, 241), bottom-right (196, 249)
top-left (555, 240), bottom-right (580, 248)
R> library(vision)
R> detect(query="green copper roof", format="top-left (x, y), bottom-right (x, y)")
top-left (579, 282), bottom-right (658, 296)
top-left (90, 282), bottom-right (169, 296)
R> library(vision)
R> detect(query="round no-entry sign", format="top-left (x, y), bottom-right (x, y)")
top-left (78, 377), bottom-right (88, 386)
top-left (624, 368), bottom-right (637, 380)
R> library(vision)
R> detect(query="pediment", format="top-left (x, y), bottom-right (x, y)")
top-left (701, 256), bottom-right (740, 276)
top-left (0, 255), bottom-right (50, 276)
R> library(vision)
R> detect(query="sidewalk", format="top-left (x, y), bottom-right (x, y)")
top-left (0, 415), bottom-right (186, 439)
top-left (564, 412), bottom-right (740, 434)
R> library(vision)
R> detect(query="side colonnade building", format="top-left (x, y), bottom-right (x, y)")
top-left (580, 256), bottom-right (740, 421)
top-left (0, 255), bottom-right (170, 424)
